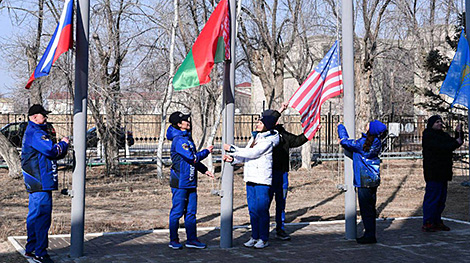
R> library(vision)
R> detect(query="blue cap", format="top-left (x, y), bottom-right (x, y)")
top-left (369, 120), bottom-right (387, 136)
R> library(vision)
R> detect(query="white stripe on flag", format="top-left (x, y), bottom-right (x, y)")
top-left (289, 72), bottom-right (320, 108)
top-left (288, 56), bottom-right (342, 140)
top-left (40, 0), bottom-right (71, 72)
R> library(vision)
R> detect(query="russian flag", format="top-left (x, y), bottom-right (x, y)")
top-left (25, 0), bottom-right (73, 89)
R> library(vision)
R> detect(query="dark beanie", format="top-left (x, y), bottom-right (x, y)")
top-left (169, 111), bottom-right (190, 125)
top-left (369, 120), bottom-right (387, 136)
top-left (260, 114), bottom-right (278, 130)
top-left (426, 115), bottom-right (442, 129)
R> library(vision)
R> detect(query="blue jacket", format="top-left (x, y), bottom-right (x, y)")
top-left (22, 121), bottom-right (69, 193)
top-left (166, 125), bottom-right (209, 189)
top-left (338, 124), bottom-right (381, 188)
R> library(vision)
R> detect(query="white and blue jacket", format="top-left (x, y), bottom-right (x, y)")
top-left (166, 125), bottom-right (210, 189)
top-left (338, 124), bottom-right (381, 188)
top-left (228, 130), bottom-right (279, 185)
top-left (21, 121), bottom-right (68, 193)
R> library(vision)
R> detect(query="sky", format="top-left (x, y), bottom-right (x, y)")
top-left (0, 13), bottom-right (15, 95)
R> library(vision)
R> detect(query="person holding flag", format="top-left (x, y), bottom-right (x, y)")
top-left (337, 120), bottom-right (387, 244)
top-left (22, 105), bottom-right (69, 263)
top-left (421, 115), bottom-right (463, 232)
top-left (166, 111), bottom-right (214, 250)
top-left (263, 102), bottom-right (308, 240)
top-left (223, 113), bottom-right (280, 249)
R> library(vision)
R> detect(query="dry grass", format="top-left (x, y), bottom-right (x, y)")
top-left (1, 159), bottom-right (469, 243)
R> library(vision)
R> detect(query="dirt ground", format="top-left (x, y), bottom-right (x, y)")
top-left (1, 159), bottom-right (469, 262)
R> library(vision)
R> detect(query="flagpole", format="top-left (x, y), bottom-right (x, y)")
top-left (220, 0), bottom-right (236, 248)
top-left (70, 0), bottom-right (90, 258)
top-left (465, 0), bottom-right (470, 217)
top-left (342, 0), bottom-right (357, 239)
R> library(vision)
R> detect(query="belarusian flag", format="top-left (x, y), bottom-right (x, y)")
top-left (173, 0), bottom-right (230, 90)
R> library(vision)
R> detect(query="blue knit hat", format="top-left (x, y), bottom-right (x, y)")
top-left (369, 120), bottom-right (387, 136)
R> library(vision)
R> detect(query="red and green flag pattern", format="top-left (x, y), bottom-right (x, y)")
top-left (173, 0), bottom-right (230, 90)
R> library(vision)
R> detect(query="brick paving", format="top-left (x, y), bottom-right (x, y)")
top-left (9, 217), bottom-right (470, 263)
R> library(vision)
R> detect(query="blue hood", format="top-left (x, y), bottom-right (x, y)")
top-left (369, 120), bottom-right (387, 136)
top-left (166, 125), bottom-right (190, 141)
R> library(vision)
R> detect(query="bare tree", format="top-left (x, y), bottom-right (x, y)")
top-left (88, 0), bottom-right (130, 176)
top-left (238, 0), bottom-right (302, 110)
top-left (0, 0), bottom-right (65, 177)
top-left (353, 0), bottom-right (392, 131)
top-left (24, 0), bottom-right (46, 104)
top-left (156, 0), bottom-right (179, 179)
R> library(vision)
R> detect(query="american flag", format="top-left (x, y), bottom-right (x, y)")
top-left (288, 40), bottom-right (343, 140)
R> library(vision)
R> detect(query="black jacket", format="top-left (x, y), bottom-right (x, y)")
top-left (422, 128), bottom-right (462, 182)
top-left (272, 122), bottom-right (308, 172)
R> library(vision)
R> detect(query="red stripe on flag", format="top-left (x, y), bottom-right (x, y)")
top-left (288, 41), bottom-right (342, 140)
top-left (300, 82), bottom-right (342, 126)
top-left (191, 0), bottom-right (228, 85)
top-left (25, 73), bottom-right (36, 89)
top-left (53, 24), bottom-right (73, 63)
top-left (290, 72), bottom-right (321, 108)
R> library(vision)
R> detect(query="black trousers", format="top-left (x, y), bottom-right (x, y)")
top-left (357, 187), bottom-right (377, 238)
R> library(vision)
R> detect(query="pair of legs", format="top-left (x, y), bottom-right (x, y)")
top-left (25, 191), bottom-right (53, 257)
top-left (269, 170), bottom-right (289, 231)
top-left (169, 188), bottom-right (198, 242)
top-left (357, 187), bottom-right (377, 239)
top-left (246, 182), bottom-right (270, 242)
top-left (422, 180), bottom-right (448, 225)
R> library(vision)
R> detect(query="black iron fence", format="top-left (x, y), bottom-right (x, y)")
top-left (1, 113), bottom-right (468, 162)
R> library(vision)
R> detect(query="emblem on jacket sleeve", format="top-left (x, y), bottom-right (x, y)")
top-left (41, 135), bottom-right (50, 141)
top-left (182, 143), bottom-right (190, 150)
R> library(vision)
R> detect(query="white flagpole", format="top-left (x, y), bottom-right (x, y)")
top-left (220, 0), bottom-right (236, 248)
top-left (70, 0), bottom-right (90, 258)
top-left (342, 0), bottom-right (357, 239)
top-left (465, 0), bottom-right (470, 217)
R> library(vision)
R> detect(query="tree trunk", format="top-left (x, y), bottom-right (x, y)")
top-left (0, 134), bottom-right (21, 178)
top-left (26, 0), bottom-right (45, 103)
top-left (156, 0), bottom-right (178, 179)
top-left (355, 66), bottom-right (372, 133)
top-left (205, 97), bottom-right (223, 173)
top-left (301, 141), bottom-right (311, 170)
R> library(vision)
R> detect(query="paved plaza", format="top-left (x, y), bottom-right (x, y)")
top-left (9, 217), bottom-right (470, 263)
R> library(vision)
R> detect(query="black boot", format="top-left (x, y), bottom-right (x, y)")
top-left (356, 236), bottom-right (377, 244)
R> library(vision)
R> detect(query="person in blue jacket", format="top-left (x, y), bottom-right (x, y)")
top-left (166, 111), bottom-right (214, 250)
top-left (338, 120), bottom-right (387, 244)
top-left (22, 104), bottom-right (69, 263)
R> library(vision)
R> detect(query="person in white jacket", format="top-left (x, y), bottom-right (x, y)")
top-left (223, 113), bottom-right (280, 249)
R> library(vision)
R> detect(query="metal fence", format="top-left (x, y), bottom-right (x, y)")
top-left (1, 113), bottom-right (468, 163)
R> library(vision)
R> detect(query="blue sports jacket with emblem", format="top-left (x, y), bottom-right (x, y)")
top-left (21, 121), bottom-right (68, 193)
top-left (166, 125), bottom-right (210, 188)
top-left (338, 124), bottom-right (382, 188)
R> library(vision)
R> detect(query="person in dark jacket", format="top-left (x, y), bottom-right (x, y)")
top-left (338, 120), bottom-right (387, 244)
top-left (421, 115), bottom-right (463, 232)
top-left (265, 102), bottom-right (308, 240)
top-left (22, 104), bottom-right (69, 263)
top-left (166, 111), bottom-right (214, 250)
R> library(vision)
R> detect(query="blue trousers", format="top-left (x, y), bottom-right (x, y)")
top-left (246, 182), bottom-right (270, 242)
top-left (26, 191), bottom-right (52, 257)
top-left (269, 170), bottom-right (289, 230)
top-left (423, 181), bottom-right (448, 225)
top-left (169, 188), bottom-right (197, 242)
top-left (357, 187), bottom-right (377, 238)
